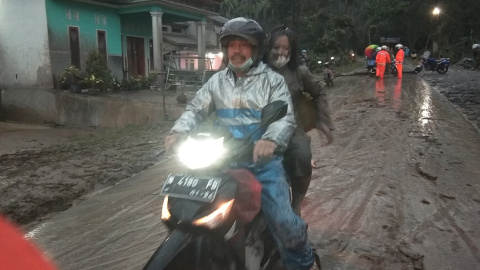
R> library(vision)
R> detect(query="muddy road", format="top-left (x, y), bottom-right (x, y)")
top-left (3, 66), bottom-right (480, 270)
top-left (305, 72), bottom-right (480, 270)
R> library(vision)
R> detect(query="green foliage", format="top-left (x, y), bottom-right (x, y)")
top-left (219, 0), bottom-right (480, 63)
top-left (81, 74), bottom-right (104, 89)
top-left (147, 71), bottom-right (158, 84)
top-left (119, 75), bottom-right (152, 91)
top-left (84, 50), bottom-right (112, 90)
top-left (111, 78), bottom-right (121, 92)
top-left (58, 65), bottom-right (83, 90)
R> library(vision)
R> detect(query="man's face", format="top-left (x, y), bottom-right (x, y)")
top-left (227, 38), bottom-right (253, 67)
top-left (270, 35), bottom-right (290, 61)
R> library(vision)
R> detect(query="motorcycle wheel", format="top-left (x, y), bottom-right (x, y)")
top-left (437, 65), bottom-right (448, 74)
top-left (162, 236), bottom-right (243, 270)
top-left (391, 67), bottom-right (398, 76)
top-left (368, 68), bottom-right (376, 77)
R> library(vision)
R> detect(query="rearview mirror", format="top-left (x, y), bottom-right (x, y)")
top-left (261, 101), bottom-right (288, 127)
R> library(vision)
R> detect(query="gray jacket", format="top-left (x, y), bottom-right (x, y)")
top-left (171, 62), bottom-right (296, 150)
top-left (275, 65), bottom-right (333, 132)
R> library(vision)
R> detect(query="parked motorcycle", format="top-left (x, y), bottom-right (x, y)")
top-left (414, 51), bottom-right (450, 74)
top-left (144, 101), bottom-right (291, 270)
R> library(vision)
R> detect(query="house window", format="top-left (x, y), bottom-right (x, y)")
top-left (74, 11), bottom-right (79, 21)
top-left (95, 14), bottom-right (100, 24)
top-left (172, 26), bottom-right (182, 33)
top-left (69, 26), bottom-right (81, 68)
top-left (66, 9), bottom-right (71, 20)
top-left (162, 26), bottom-right (168, 32)
top-left (102, 16), bottom-right (106, 25)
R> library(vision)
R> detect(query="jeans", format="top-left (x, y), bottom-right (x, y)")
top-left (245, 156), bottom-right (314, 270)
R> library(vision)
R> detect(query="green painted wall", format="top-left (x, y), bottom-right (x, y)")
top-left (121, 13), bottom-right (152, 38)
top-left (46, 0), bottom-right (122, 55)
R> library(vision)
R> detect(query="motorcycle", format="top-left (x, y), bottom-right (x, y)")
top-left (144, 101), bottom-right (292, 270)
top-left (366, 59), bottom-right (397, 77)
top-left (390, 59), bottom-right (398, 76)
top-left (349, 52), bottom-right (356, 63)
top-left (367, 59), bottom-right (376, 76)
top-left (414, 51), bottom-right (450, 74)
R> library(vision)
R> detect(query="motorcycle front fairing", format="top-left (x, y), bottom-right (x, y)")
top-left (163, 176), bottom-right (238, 233)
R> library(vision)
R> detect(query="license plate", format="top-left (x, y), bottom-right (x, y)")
top-left (160, 174), bottom-right (222, 202)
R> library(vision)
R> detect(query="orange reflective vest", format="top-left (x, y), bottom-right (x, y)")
top-left (395, 49), bottom-right (404, 63)
top-left (376, 50), bottom-right (391, 65)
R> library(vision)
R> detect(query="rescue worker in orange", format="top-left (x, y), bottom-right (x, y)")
top-left (375, 45), bottom-right (391, 79)
top-left (395, 44), bottom-right (405, 78)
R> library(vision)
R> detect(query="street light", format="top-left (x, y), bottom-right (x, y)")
top-left (432, 7), bottom-right (441, 57)
top-left (424, 7), bottom-right (441, 55)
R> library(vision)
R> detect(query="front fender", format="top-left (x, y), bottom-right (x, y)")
top-left (143, 230), bottom-right (193, 270)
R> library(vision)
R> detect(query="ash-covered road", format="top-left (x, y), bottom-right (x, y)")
top-left (28, 71), bottom-right (480, 270)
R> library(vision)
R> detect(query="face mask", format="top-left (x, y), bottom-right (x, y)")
top-left (228, 57), bottom-right (254, 73)
top-left (272, 55), bottom-right (290, 69)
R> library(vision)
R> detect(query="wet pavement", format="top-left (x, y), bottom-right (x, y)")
top-left (30, 67), bottom-right (480, 270)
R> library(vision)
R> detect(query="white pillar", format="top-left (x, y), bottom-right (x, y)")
top-left (197, 20), bottom-right (206, 72)
top-left (150, 11), bottom-right (163, 72)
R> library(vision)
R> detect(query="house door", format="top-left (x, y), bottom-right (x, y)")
top-left (126, 37), bottom-right (145, 77)
top-left (69, 26), bottom-right (81, 68)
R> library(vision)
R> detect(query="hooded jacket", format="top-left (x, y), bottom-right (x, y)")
top-left (171, 62), bottom-right (296, 150)
top-left (273, 65), bottom-right (333, 132)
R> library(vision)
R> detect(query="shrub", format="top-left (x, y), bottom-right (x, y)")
top-left (84, 50), bottom-right (112, 90)
top-left (58, 65), bottom-right (83, 90)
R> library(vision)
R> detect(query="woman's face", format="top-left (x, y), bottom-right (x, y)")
top-left (270, 35), bottom-right (291, 60)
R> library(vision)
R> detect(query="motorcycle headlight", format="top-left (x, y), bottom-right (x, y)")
top-left (177, 136), bottom-right (226, 169)
top-left (193, 199), bottom-right (234, 229)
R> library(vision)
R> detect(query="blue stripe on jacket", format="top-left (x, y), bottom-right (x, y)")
top-left (216, 108), bottom-right (265, 141)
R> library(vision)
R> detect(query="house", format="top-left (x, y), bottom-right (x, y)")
top-left (0, 0), bottom-right (225, 90)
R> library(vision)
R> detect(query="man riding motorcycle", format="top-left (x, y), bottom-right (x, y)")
top-left (164, 17), bottom-right (319, 270)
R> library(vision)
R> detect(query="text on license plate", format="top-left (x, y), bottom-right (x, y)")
top-left (160, 174), bottom-right (222, 202)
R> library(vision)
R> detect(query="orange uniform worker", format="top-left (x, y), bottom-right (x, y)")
top-left (375, 45), bottom-right (391, 79)
top-left (395, 44), bottom-right (405, 78)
